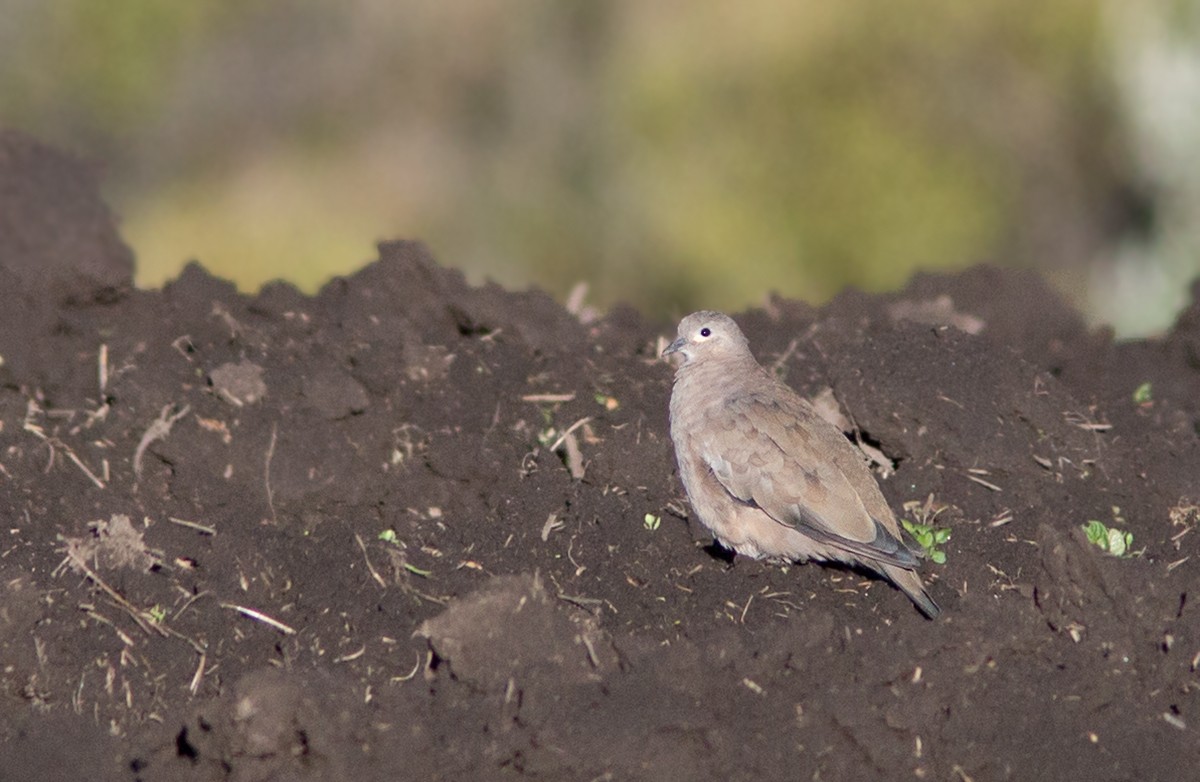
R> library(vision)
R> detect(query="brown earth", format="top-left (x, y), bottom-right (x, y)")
top-left (1, 129), bottom-right (1199, 781)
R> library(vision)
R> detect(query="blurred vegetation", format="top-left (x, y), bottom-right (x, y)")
top-left (1, 0), bottom-right (1197, 333)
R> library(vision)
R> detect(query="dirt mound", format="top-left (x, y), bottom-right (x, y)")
top-left (1, 130), bottom-right (1198, 781)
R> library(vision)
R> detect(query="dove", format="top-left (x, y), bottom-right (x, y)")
top-left (664, 311), bottom-right (940, 618)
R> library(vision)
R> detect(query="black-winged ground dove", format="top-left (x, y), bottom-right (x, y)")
top-left (664, 311), bottom-right (940, 618)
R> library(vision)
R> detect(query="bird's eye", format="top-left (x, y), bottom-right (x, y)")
top-left (699, 327), bottom-right (711, 338)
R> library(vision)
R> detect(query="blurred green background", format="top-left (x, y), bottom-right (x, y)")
top-left (3, 0), bottom-right (1199, 335)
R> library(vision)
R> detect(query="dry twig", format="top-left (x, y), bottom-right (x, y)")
top-left (133, 404), bottom-right (191, 480)
top-left (220, 603), bottom-right (296, 635)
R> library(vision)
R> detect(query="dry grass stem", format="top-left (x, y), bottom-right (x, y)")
top-left (392, 652), bottom-right (423, 683)
top-left (98, 344), bottom-right (108, 395)
top-left (221, 603), bottom-right (297, 635)
top-left (23, 400), bottom-right (106, 488)
top-left (264, 423), bottom-right (278, 522)
top-left (989, 510), bottom-right (1015, 527)
top-left (189, 653), bottom-right (206, 695)
top-left (549, 416), bottom-right (592, 452)
top-left (965, 473), bottom-right (1002, 492)
top-left (64, 450), bottom-right (105, 489)
top-left (133, 404), bottom-right (191, 480)
top-left (167, 517), bottom-right (216, 535)
top-left (540, 513), bottom-right (564, 541)
top-left (334, 646), bottom-right (366, 663)
top-left (521, 393), bottom-right (575, 403)
top-left (354, 533), bottom-right (388, 589)
top-left (61, 547), bottom-right (164, 638)
top-left (770, 338), bottom-right (800, 373)
top-left (562, 431), bottom-right (586, 479)
top-left (1064, 411), bottom-right (1112, 431)
top-left (1167, 557), bottom-right (1190, 572)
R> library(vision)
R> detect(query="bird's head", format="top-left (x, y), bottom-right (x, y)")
top-left (662, 311), bottom-right (751, 366)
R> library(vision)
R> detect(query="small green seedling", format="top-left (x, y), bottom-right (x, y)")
top-left (378, 529), bottom-right (399, 544)
top-left (147, 605), bottom-right (167, 624)
top-left (1083, 520), bottom-right (1133, 557)
top-left (594, 393), bottom-right (620, 411)
top-left (643, 513), bottom-right (661, 531)
top-left (534, 406), bottom-right (559, 446)
top-left (403, 562), bottom-right (432, 578)
top-left (901, 519), bottom-right (951, 564)
top-left (1132, 382), bottom-right (1153, 405)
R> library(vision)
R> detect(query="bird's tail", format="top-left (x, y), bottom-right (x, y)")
top-left (882, 564), bottom-right (941, 619)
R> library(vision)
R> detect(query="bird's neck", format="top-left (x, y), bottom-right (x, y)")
top-left (674, 353), bottom-right (764, 393)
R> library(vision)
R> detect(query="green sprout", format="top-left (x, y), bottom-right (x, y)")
top-left (594, 393), bottom-right (620, 411)
top-left (1083, 520), bottom-right (1133, 557)
top-left (147, 605), bottom-right (167, 624)
top-left (643, 513), bottom-right (661, 531)
top-left (1132, 382), bottom-right (1153, 405)
top-left (378, 529), bottom-right (399, 544)
top-left (532, 405), bottom-right (559, 446)
top-left (901, 519), bottom-right (951, 564)
top-left (403, 562), bottom-right (432, 578)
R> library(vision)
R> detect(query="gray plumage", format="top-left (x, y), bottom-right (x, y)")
top-left (664, 311), bottom-right (940, 618)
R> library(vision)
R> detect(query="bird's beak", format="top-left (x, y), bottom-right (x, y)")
top-left (662, 337), bottom-right (686, 357)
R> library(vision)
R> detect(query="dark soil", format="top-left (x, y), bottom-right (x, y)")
top-left (2, 129), bottom-right (1199, 781)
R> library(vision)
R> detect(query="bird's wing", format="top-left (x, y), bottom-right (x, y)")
top-left (699, 384), bottom-right (918, 569)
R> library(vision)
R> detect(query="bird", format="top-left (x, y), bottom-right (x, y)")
top-left (663, 310), bottom-right (940, 618)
